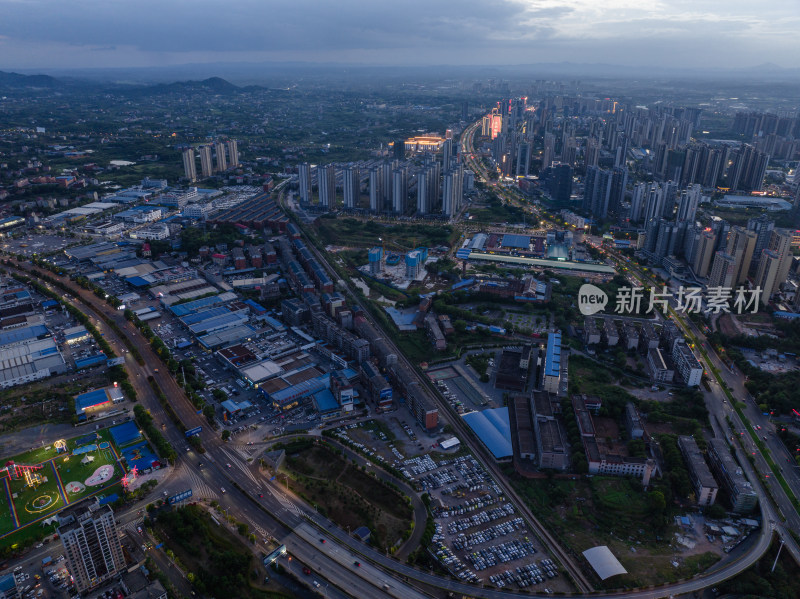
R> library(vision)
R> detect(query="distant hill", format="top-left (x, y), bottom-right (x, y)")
top-left (135, 76), bottom-right (243, 95)
top-left (0, 70), bottom-right (59, 88)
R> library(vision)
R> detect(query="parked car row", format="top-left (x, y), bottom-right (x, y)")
top-left (465, 539), bottom-right (537, 570)
top-left (452, 517), bottom-right (527, 550)
top-left (446, 503), bottom-right (516, 534)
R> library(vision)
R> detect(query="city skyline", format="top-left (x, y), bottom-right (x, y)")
top-left (0, 0), bottom-right (798, 70)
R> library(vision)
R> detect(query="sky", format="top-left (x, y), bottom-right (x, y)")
top-left (0, 0), bottom-right (798, 71)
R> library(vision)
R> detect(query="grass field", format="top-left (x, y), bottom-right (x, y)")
top-left (0, 484), bottom-right (15, 535)
top-left (282, 443), bottom-right (412, 551)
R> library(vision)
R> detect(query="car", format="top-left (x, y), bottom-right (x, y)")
top-left (220, 487), bottom-right (226, 493)
top-left (259, 494), bottom-right (264, 498)
top-left (226, 463), bottom-right (232, 468)
top-left (319, 538), bottom-right (325, 543)
top-left (302, 567), bottom-right (311, 575)
top-left (353, 561), bottom-right (360, 567)
top-left (313, 581), bottom-right (321, 588)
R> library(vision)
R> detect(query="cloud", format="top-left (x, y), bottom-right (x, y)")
top-left (0, 0), bottom-right (797, 68)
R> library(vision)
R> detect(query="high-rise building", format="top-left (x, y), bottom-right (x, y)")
top-left (710, 217), bottom-right (731, 252)
top-left (755, 249), bottom-right (781, 303)
top-left (548, 163), bottom-right (573, 206)
top-left (58, 499), bottom-right (126, 592)
top-left (708, 252), bottom-right (737, 288)
top-left (542, 132), bottom-right (556, 170)
top-left (630, 182), bottom-right (647, 223)
top-left (584, 137), bottom-right (600, 169)
top-left (653, 220), bottom-right (678, 262)
top-left (392, 167), bottom-right (408, 214)
top-left (609, 166), bottom-right (628, 217)
top-left (562, 137), bottom-right (578, 167)
top-left (199, 145), bottom-right (213, 178)
top-left (516, 142), bottom-right (531, 177)
top-left (182, 148), bottom-right (197, 182)
top-left (582, 166), bottom-right (612, 219)
top-left (298, 162), bottom-right (312, 205)
top-left (441, 138), bottom-right (453, 168)
top-left (368, 166), bottom-right (382, 212)
top-left (226, 139), bottom-right (239, 167)
top-left (442, 166), bottom-right (464, 219)
top-left (766, 229), bottom-right (793, 292)
top-left (725, 226), bottom-right (757, 285)
top-left (643, 218), bottom-right (660, 254)
top-left (642, 183), bottom-right (666, 223)
top-left (342, 166), bottom-right (359, 209)
top-left (676, 184), bottom-right (701, 224)
top-left (747, 214), bottom-right (775, 272)
top-left (727, 144), bottom-right (769, 192)
top-left (692, 229), bottom-right (717, 277)
top-left (683, 224), bottom-right (702, 263)
top-left (382, 162), bottom-right (394, 211)
top-left (661, 181), bottom-right (679, 219)
top-left (214, 141), bottom-right (227, 172)
top-left (614, 135), bottom-right (628, 168)
top-left (416, 168), bottom-right (430, 214)
top-left (318, 164), bottom-right (336, 209)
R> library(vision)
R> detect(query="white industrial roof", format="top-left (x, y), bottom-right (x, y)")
top-left (241, 359), bottom-right (284, 383)
top-left (439, 437), bottom-right (460, 450)
top-left (582, 546), bottom-right (628, 580)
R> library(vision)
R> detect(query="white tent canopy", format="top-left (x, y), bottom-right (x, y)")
top-left (582, 546), bottom-right (628, 580)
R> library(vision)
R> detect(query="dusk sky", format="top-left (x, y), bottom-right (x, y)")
top-left (0, 0), bottom-right (797, 70)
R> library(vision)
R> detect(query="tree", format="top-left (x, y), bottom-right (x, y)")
top-left (706, 503), bottom-right (727, 519)
top-left (648, 490), bottom-right (666, 513)
top-left (221, 430), bottom-right (231, 442)
top-left (453, 319), bottom-right (467, 334)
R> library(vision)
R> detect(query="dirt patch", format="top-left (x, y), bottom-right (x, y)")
top-left (0, 372), bottom-right (108, 432)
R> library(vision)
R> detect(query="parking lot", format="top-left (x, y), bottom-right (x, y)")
top-left (0, 234), bottom-right (73, 258)
top-left (399, 453), bottom-right (567, 592)
top-left (4, 551), bottom-right (72, 599)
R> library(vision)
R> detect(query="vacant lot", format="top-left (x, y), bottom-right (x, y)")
top-left (282, 442), bottom-right (412, 551)
top-left (0, 371), bottom-right (108, 432)
top-left (313, 217), bottom-right (454, 250)
top-left (508, 473), bottom-right (721, 588)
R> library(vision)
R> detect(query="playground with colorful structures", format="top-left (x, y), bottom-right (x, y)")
top-left (0, 426), bottom-right (129, 540)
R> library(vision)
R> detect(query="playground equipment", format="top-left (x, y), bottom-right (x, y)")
top-left (54, 440), bottom-right (67, 453)
top-left (2, 460), bottom-right (44, 489)
top-left (122, 465), bottom-right (138, 491)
